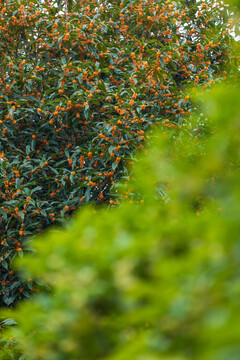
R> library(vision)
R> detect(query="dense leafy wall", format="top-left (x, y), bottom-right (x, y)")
top-left (1, 81), bottom-right (240, 359)
top-left (0, 0), bottom-right (237, 305)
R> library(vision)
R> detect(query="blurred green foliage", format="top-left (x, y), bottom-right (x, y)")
top-left (1, 80), bottom-right (240, 359)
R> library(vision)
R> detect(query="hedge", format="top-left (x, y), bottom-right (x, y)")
top-left (1, 79), bottom-right (240, 358)
top-left (0, 0), bottom-right (237, 307)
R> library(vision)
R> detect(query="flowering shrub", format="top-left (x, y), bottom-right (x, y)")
top-left (0, 0), bottom-right (237, 305)
top-left (1, 81), bottom-right (240, 359)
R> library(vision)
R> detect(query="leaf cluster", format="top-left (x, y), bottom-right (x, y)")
top-left (1, 82), bottom-right (240, 359)
top-left (0, 0), bottom-right (238, 305)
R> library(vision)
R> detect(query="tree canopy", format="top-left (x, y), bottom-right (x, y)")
top-left (0, 0), bottom-right (238, 306)
top-left (1, 81), bottom-right (240, 359)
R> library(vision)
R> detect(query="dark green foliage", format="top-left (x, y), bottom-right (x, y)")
top-left (1, 0), bottom-right (237, 306)
top-left (1, 82), bottom-right (240, 359)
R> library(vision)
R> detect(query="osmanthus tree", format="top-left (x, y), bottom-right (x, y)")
top-left (0, 0), bottom-right (237, 306)
top-left (1, 82), bottom-right (240, 360)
